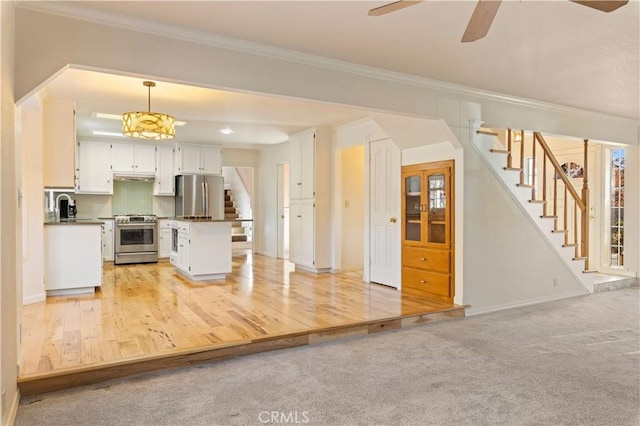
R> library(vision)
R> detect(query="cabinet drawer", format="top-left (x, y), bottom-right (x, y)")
top-left (402, 246), bottom-right (450, 273)
top-left (402, 267), bottom-right (450, 297)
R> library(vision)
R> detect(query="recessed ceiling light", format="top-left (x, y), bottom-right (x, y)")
top-left (93, 112), bottom-right (186, 126)
top-left (92, 130), bottom-right (125, 137)
top-left (219, 128), bottom-right (234, 135)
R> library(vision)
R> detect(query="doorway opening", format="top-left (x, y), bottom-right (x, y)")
top-left (222, 167), bottom-right (254, 250)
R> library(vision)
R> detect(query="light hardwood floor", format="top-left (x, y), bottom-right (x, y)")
top-left (19, 251), bottom-right (463, 395)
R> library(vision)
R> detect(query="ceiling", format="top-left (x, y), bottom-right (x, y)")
top-left (42, 69), bottom-right (370, 147)
top-left (27, 0), bottom-right (639, 146)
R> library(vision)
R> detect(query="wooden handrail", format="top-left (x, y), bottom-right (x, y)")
top-left (486, 128), bottom-right (591, 269)
top-left (534, 133), bottom-right (586, 211)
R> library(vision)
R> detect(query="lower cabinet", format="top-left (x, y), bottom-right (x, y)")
top-left (169, 220), bottom-right (231, 280)
top-left (45, 224), bottom-right (102, 296)
top-left (101, 219), bottom-right (114, 262)
top-left (289, 199), bottom-right (332, 272)
top-left (289, 199), bottom-right (314, 269)
top-left (158, 220), bottom-right (172, 258)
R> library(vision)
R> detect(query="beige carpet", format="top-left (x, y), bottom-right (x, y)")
top-left (17, 287), bottom-right (639, 425)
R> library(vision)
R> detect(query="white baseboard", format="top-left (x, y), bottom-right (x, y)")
top-left (331, 267), bottom-right (364, 274)
top-left (23, 292), bottom-right (46, 305)
top-left (465, 289), bottom-right (588, 316)
top-left (256, 250), bottom-right (277, 259)
top-left (6, 389), bottom-right (20, 426)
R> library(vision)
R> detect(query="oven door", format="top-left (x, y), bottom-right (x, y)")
top-left (115, 223), bottom-right (158, 254)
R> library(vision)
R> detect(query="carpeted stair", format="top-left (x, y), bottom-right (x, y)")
top-left (225, 189), bottom-right (248, 242)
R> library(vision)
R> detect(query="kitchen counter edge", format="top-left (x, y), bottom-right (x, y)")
top-left (44, 219), bottom-right (105, 226)
top-left (169, 218), bottom-right (254, 223)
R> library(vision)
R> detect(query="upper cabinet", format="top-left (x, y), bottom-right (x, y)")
top-left (154, 145), bottom-right (175, 195)
top-left (76, 141), bottom-right (112, 194)
top-left (111, 142), bottom-right (156, 174)
top-left (175, 144), bottom-right (222, 175)
top-left (43, 99), bottom-right (76, 188)
top-left (402, 162), bottom-right (452, 249)
top-left (289, 130), bottom-right (316, 200)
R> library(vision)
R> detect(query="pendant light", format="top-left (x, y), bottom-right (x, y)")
top-left (122, 81), bottom-right (176, 140)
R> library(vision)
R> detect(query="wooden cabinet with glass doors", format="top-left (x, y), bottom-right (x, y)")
top-left (401, 160), bottom-right (454, 303)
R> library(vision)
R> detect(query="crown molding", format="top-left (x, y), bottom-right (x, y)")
top-left (17, 1), bottom-right (639, 125)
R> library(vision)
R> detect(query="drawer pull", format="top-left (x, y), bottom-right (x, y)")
top-left (420, 279), bottom-right (427, 284)
top-left (420, 257), bottom-right (427, 261)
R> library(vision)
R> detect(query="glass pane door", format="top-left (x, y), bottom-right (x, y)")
top-left (427, 173), bottom-right (447, 244)
top-left (404, 174), bottom-right (422, 242)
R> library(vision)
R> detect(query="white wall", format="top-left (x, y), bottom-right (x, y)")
top-left (14, 8), bottom-right (638, 147)
top-left (1, 2), bottom-right (19, 423)
top-left (21, 104), bottom-right (46, 305)
top-left (338, 146), bottom-right (365, 271)
top-left (623, 145), bottom-right (639, 280)
top-left (222, 148), bottom-right (260, 168)
top-left (256, 142), bottom-right (289, 257)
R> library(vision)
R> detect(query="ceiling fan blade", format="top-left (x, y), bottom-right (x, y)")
top-left (570, 1), bottom-right (628, 12)
top-left (368, 1), bottom-right (422, 17)
top-left (461, 0), bottom-right (502, 43)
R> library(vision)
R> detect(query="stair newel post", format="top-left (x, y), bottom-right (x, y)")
top-left (519, 131), bottom-right (525, 185)
top-left (574, 200), bottom-right (579, 258)
top-left (564, 185), bottom-right (569, 245)
top-left (507, 129), bottom-right (513, 169)
top-left (542, 150), bottom-right (548, 216)
top-left (581, 139), bottom-right (590, 269)
top-left (553, 168), bottom-right (558, 230)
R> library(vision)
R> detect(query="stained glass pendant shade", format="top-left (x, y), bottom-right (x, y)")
top-left (122, 81), bottom-right (175, 140)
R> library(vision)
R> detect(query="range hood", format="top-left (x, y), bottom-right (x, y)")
top-left (113, 173), bottom-right (155, 182)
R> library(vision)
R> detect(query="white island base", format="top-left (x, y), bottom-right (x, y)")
top-left (170, 220), bottom-right (232, 281)
top-left (44, 222), bottom-right (103, 296)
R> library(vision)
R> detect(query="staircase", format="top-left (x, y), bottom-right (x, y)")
top-left (224, 189), bottom-right (249, 243)
top-left (471, 122), bottom-right (596, 293)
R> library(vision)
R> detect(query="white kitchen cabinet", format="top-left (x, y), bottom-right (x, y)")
top-left (288, 128), bottom-right (332, 273)
top-left (200, 146), bottom-right (223, 174)
top-left (101, 219), bottom-right (114, 262)
top-left (158, 219), bottom-right (172, 258)
top-left (289, 130), bottom-right (316, 200)
top-left (154, 145), bottom-right (175, 195)
top-left (43, 98), bottom-right (76, 188)
top-left (111, 142), bottom-right (156, 174)
top-left (177, 231), bottom-right (190, 271)
top-left (44, 223), bottom-right (102, 296)
top-left (170, 220), bottom-right (231, 280)
top-left (289, 199), bottom-right (315, 268)
top-left (175, 144), bottom-right (222, 175)
top-left (76, 140), bottom-right (113, 194)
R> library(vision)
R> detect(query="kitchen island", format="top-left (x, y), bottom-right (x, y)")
top-left (44, 219), bottom-right (104, 295)
top-left (169, 219), bottom-right (252, 281)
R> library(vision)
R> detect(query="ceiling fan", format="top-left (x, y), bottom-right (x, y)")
top-left (368, 0), bottom-right (629, 42)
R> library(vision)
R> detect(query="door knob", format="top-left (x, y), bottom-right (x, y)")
top-left (389, 217), bottom-right (397, 223)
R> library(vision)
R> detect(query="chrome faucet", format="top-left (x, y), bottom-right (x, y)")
top-left (54, 193), bottom-right (72, 220)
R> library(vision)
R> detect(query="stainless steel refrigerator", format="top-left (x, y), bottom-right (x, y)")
top-left (174, 174), bottom-right (224, 219)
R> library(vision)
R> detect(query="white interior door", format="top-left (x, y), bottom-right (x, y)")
top-left (369, 139), bottom-right (401, 288)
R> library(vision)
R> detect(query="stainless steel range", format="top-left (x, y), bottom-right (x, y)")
top-left (114, 214), bottom-right (158, 265)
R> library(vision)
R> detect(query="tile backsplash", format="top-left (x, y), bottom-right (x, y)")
top-left (49, 182), bottom-right (175, 219)
top-left (112, 180), bottom-right (154, 215)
